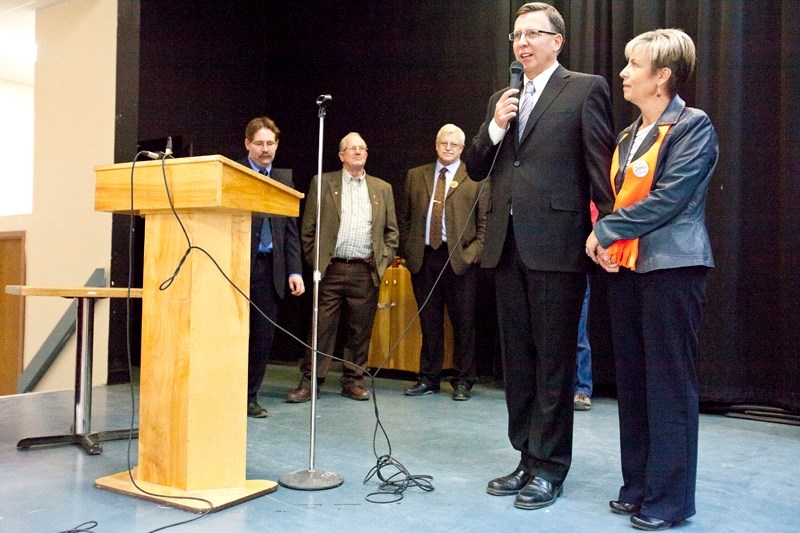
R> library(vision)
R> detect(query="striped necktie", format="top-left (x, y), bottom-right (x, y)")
top-left (517, 81), bottom-right (536, 140)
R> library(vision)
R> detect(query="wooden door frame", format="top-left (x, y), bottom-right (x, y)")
top-left (0, 231), bottom-right (26, 395)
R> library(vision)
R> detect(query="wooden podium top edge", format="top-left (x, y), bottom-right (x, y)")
top-left (93, 154), bottom-right (304, 199)
top-left (5, 285), bottom-right (143, 299)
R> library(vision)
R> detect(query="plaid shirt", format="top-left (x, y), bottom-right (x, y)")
top-left (333, 170), bottom-right (373, 260)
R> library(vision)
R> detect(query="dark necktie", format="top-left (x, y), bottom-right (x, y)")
top-left (259, 168), bottom-right (273, 253)
top-left (517, 80), bottom-right (536, 140)
top-left (429, 167), bottom-right (447, 249)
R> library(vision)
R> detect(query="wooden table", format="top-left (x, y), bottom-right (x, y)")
top-left (5, 286), bottom-right (142, 455)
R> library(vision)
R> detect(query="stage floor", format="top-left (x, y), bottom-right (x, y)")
top-left (1, 364), bottom-right (798, 532)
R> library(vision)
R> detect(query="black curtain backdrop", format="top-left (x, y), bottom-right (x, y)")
top-left (111, 0), bottom-right (799, 411)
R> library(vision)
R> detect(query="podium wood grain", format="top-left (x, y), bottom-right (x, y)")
top-left (93, 156), bottom-right (299, 509)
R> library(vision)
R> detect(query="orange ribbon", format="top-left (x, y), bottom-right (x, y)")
top-left (607, 124), bottom-right (671, 269)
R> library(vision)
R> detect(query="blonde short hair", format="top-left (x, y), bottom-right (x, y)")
top-left (625, 28), bottom-right (696, 97)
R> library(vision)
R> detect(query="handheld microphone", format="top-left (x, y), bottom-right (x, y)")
top-left (143, 151), bottom-right (161, 160)
top-left (509, 61), bottom-right (524, 90)
top-left (164, 136), bottom-right (173, 157)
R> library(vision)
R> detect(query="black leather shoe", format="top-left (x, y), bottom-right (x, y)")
top-left (452, 384), bottom-right (471, 401)
top-left (247, 401), bottom-right (268, 418)
top-left (514, 477), bottom-right (563, 510)
top-left (609, 500), bottom-right (641, 515)
top-left (630, 514), bottom-right (675, 531)
top-left (404, 381), bottom-right (439, 396)
top-left (486, 469), bottom-right (530, 496)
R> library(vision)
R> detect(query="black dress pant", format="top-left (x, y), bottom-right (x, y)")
top-left (411, 245), bottom-right (477, 386)
top-left (247, 252), bottom-right (279, 402)
top-left (608, 266), bottom-right (707, 522)
top-left (495, 231), bottom-right (584, 483)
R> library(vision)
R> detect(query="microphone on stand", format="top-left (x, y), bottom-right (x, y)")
top-left (317, 94), bottom-right (332, 117)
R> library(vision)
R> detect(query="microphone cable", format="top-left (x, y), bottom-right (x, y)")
top-left (360, 110), bottom-right (512, 502)
top-left (123, 152), bottom-right (215, 532)
top-left (362, 155), bottom-right (495, 503)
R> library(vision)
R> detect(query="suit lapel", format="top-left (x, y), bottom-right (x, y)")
top-left (326, 172), bottom-right (342, 219)
top-left (445, 161), bottom-right (468, 200)
top-left (365, 174), bottom-right (380, 230)
top-left (423, 164), bottom-right (435, 200)
top-left (518, 66), bottom-right (570, 146)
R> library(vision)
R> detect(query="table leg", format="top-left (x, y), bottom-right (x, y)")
top-left (17, 296), bottom-right (138, 455)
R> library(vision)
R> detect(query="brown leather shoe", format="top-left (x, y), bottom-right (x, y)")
top-left (341, 384), bottom-right (370, 401)
top-left (286, 387), bottom-right (312, 403)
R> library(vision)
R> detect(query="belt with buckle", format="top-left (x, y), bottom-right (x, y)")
top-left (331, 256), bottom-right (371, 265)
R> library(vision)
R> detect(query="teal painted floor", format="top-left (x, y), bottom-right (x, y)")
top-left (1, 363), bottom-right (798, 532)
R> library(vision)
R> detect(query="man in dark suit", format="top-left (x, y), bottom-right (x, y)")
top-left (464, 2), bottom-right (614, 510)
top-left (399, 124), bottom-right (489, 401)
top-left (240, 116), bottom-right (305, 418)
top-left (287, 132), bottom-right (399, 403)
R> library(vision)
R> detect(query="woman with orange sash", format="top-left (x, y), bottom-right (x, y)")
top-left (585, 29), bottom-right (718, 531)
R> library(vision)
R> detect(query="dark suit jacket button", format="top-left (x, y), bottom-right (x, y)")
top-left (514, 161), bottom-right (520, 167)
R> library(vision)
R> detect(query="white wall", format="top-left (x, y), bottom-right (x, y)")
top-left (0, 0), bottom-right (118, 392)
top-left (0, 80), bottom-right (34, 216)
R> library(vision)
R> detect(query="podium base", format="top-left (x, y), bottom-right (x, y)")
top-left (95, 470), bottom-right (277, 513)
top-left (279, 469), bottom-right (344, 491)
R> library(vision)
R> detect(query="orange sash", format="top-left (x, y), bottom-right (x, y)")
top-left (607, 124), bottom-right (671, 269)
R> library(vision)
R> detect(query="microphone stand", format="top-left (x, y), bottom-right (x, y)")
top-left (279, 95), bottom-right (343, 491)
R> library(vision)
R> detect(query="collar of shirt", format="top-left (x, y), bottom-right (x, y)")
top-left (343, 169), bottom-right (366, 183)
top-left (434, 160), bottom-right (460, 188)
top-left (524, 61), bottom-right (560, 97)
top-left (247, 157), bottom-right (271, 175)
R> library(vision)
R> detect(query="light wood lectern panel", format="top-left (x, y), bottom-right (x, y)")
top-left (93, 155), bottom-right (303, 511)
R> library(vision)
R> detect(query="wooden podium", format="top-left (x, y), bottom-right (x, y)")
top-left (92, 155), bottom-right (302, 511)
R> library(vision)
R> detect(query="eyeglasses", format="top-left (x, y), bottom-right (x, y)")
top-left (342, 145), bottom-right (368, 152)
top-left (251, 140), bottom-right (277, 148)
top-left (437, 141), bottom-right (463, 149)
top-left (509, 29), bottom-right (559, 42)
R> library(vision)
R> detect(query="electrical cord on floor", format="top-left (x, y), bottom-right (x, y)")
top-left (57, 521), bottom-right (98, 533)
top-left (360, 134), bottom-right (500, 503)
top-left (62, 136), bottom-right (499, 532)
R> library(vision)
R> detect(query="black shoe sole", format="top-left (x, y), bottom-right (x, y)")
top-left (404, 389), bottom-right (439, 396)
top-left (486, 487), bottom-right (520, 496)
top-left (610, 501), bottom-right (641, 515)
top-left (513, 485), bottom-right (563, 510)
